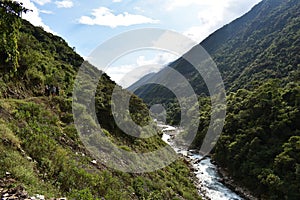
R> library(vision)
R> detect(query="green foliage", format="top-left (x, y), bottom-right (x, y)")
top-left (1, 17), bottom-right (83, 97)
top-left (0, 0), bottom-right (29, 72)
top-left (211, 80), bottom-right (300, 199)
top-left (69, 189), bottom-right (96, 200)
top-left (0, 97), bottom-right (201, 199)
top-left (0, 119), bottom-right (59, 197)
top-left (0, 122), bottom-right (20, 149)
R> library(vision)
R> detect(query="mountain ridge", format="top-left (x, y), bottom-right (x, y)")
top-left (131, 0), bottom-right (299, 103)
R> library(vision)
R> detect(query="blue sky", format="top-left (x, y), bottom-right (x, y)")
top-left (19, 0), bottom-right (262, 87)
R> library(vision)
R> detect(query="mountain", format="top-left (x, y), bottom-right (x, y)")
top-left (0, 1), bottom-right (201, 199)
top-left (132, 0), bottom-right (300, 104)
top-left (127, 72), bottom-right (156, 92)
top-left (130, 0), bottom-right (300, 199)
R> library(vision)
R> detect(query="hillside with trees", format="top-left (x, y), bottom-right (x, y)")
top-left (133, 0), bottom-right (299, 104)
top-left (0, 1), bottom-right (201, 199)
top-left (130, 0), bottom-right (300, 199)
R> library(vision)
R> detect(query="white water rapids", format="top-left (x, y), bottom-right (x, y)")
top-left (159, 123), bottom-right (243, 200)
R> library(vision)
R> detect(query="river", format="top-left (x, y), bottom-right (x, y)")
top-left (158, 123), bottom-right (243, 200)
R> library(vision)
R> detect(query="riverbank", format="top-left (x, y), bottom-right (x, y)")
top-left (184, 151), bottom-right (258, 200)
top-left (169, 144), bottom-right (259, 200)
top-left (179, 154), bottom-right (212, 200)
top-left (216, 166), bottom-right (258, 200)
top-left (180, 152), bottom-right (242, 200)
top-left (159, 122), bottom-right (259, 200)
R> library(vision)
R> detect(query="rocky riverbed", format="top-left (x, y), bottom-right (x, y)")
top-left (159, 123), bottom-right (254, 200)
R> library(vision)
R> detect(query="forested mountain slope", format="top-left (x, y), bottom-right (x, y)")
top-left (130, 0), bottom-right (300, 199)
top-left (133, 0), bottom-right (299, 104)
top-left (0, 1), bottom-right (200, 199)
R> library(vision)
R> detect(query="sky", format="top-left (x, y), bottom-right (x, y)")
top-left (18, 0), bottom-right (262, 87)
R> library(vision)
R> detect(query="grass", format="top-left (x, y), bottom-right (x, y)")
top-left (0, 97), bottom-right (201, 199)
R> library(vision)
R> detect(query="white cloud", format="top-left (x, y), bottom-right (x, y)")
top-left (181, 0), bottom-right (262, 42)
top-left (78, 7), bottom-right (159, 28)
top-left (183, 5), bottom-right (228, 41)
top-left (118, 66), bottom-right (156, 88)
top-left (133, 6), bottom-right (145, 13)
top-left (55, 0), bottom-right (73, 8)
top-left (39, 9), bottom-right (54, 14)
top-left (136, 53), bottom-right (177, 67)
top-left (107, 53), bottom-right (177, 87)
top-left (183, 26), bottom-right (208, 42)
top-left (113, 0), bottom-right (122, 2)
top-left (166, 0), bottom-right (230, 11)
top-left (18, 0), bottom-right (55, 33)
top-left (31, 0), bottom-right (51, 5)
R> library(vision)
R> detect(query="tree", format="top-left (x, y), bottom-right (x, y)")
top-left (0, 0), bottom-right (29, 73)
